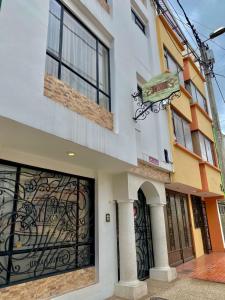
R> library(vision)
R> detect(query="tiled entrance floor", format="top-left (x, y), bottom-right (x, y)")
top-left (177, 252), bottom-right (225, 283)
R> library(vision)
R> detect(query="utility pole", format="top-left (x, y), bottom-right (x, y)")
top-left (200, 44), bottom-right (225, 190)
top-left (176, 0), bottom-right (225, 191)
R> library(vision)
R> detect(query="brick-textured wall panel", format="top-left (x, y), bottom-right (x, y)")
top-left (130, 160), bottom-right (171, 183)
top-left (0, 267), bottom-right (96, 300)
top-left (97, 0), bottom-right (110, 13)
top-left (44, 75), bottom-right (113, 131)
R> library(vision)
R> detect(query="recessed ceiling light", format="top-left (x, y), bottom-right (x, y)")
top-left (67, 152), bottom-right (75, 157)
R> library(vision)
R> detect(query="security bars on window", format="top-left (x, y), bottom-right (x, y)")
top-left (0, 161), bottom-right (95, 287)
top-left (45, 0), bottom-right (111, 111)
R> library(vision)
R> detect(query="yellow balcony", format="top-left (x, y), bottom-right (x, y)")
top-left (184, 56), bottom-right (206, 96)
top-left (191, 103), bottom-right (214, 141)
top-left (199, 162), bottom-right (223, 196)
top-left (156, 15), bottom-right (184, 71)
top-left (172, 142), bottom-right (202, 190)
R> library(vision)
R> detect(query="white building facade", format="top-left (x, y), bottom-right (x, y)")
top-left (0, 1), bottom-right (176, 299)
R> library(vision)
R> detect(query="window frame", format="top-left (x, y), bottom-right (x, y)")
top-left (0, 159), bottom-right (95, 288)
top-left (131, 9), bottom-right (146, 34)
top-left (46, 0), bottom-right (111, 111)
top-left (172, 110), bottom-right (193, 151)
top-left (164, 48), bottom-right (184, 85)
top-left (199, 132), bottom-right (215, 165)
top-left (185, 80), bottom-right (208, 113)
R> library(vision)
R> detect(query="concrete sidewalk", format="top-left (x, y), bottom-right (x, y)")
top-left (108, 277), bottom-right (225, 300)
top-left (146, 277), bottom-right (225, 300)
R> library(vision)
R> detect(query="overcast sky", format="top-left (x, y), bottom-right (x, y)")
top-left (168, 0), bottom-right (225, 133)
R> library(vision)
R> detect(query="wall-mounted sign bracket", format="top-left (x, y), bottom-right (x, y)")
top-left (132, 90), bottom-right (180, 121)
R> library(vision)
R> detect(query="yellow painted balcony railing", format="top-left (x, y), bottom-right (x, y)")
top-left (190, 103), bottom-right (214, 141)
top-left (199, 162), bottom-right (223, 196)
top-left (172, 142), bottom-right (202, 190)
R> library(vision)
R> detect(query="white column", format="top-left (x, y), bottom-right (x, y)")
top-left (150, 203), bottom-right (177, 282)
top-left (115, 200), bottom-right (148, 300)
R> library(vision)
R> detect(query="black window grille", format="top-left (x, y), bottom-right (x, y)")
top-left (45, 0), bottom-right (111, 111)
top-left (0, 161), bottom-right (95, 288)
top-left (131, 9), bottom-right (146, 34)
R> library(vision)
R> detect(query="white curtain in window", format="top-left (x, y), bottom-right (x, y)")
top-left (173, 112), bottom-right (185, 146)
top-left (183, 120), bottom-right (193, 151)
top-left (199, 133), bottom-right (208, 161)
top-left (205, 138), bottom-right (214, 165)
top-left (62, 12), bottom-right (97, 85)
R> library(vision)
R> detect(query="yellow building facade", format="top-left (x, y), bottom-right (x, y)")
top-left (156, 14), bottom-right (224, 266)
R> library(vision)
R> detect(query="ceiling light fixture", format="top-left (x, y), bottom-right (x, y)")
top-left (67, 152), bottom-right (75, 157)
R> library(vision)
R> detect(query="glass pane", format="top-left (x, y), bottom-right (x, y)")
top-left (61, 66), bottom-right (97, 102)
top-left (62, 12), bottom-right (97, 85)
top-left (98, 44), bottom-right (109, 94)
top-left (205, 138), bottom-right (214, 164)
top-left (47, 0), bottom-right (61, 56)
top-left (178, 68), bottom-right (184, 86)
top-left (45, 55), bottom-right (59, 77)
top-left (199, 133), bottom-right (207, 161)
top-left (0, 165), bottom-right (17, 252)
top-left (0, 164), bottom-right (17, 286)
top-left (99, 92), bottom-right (110, 110)
top-left (10, 246), bottom-right (77, 283)
top-left (183, 120), bottom-right (193, 151)
top-left (168, 55), bottom-right (177, 74)
top-left (14, 168), bottom-right (79, 251)
top-left (173, 112), bottom-right (185, 146)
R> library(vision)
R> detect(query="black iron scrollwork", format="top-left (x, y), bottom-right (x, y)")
top-left (132, 90), bottom-right (181, 121)
top-left (0, 165), bottom-right (94, 287)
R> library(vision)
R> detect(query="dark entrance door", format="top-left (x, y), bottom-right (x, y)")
top-left (134, 189), bottom-right (154, 280)
top-left (165, 190), bottom-right (194, 267)
top-left (191, 196), bottom-right (212, 254)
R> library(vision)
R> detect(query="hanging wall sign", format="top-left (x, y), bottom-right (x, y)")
top-left (132, 72), bottom-right (180, 121)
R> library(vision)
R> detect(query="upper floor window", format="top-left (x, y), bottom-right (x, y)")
top-left (164, 48), bottom-right (184, 86)
top-left (131, 9), bottom-right (146, 34)
top-left (46, 0), bottom-right (111, 111)
top-left (185, 80), bottom-right (208, 113)
top-left (199, 133), bottom-right (215, 165)
top-left (172, 110), bottom-right (193, 151)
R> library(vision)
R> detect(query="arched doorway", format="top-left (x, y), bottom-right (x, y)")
top-left (134, 189), bottom-right (154, 280)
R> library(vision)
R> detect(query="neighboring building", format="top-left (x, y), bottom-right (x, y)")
top-left (155, 1), bottom-right (225, 266)
top-left (0, 1), bottom-right (176, 300)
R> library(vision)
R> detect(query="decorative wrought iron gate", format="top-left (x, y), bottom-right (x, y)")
top-left (0, 161), bottom-right (95, 287)
top-left (165, 190), bottom-right (194, 267)
top-left (134, 189), bottom-right (154, 280)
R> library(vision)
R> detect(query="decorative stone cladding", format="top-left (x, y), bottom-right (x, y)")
top-left (44, 75), bottom-right (113, 131)
top-left (97, 0), bottom-right (110, 13)
top-left (130, 159), bottom-right (171, 183)
top-left (0, 267), bottom-right (96, 300)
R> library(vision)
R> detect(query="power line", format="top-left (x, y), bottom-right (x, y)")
top-left (214, 73), bottom-right (225, 79)
top-left (169, 1), bottom-right (225, 53)
top-left (214, 75), bottom-right (225, 103)
top-left (167, 0), bottom-right (199, 49)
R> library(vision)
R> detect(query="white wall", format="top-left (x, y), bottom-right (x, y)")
top-left (0, 0), bottom-right (172, 171)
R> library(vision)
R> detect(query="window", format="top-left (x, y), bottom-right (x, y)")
top-left (172, 110), bottom-right (193, 151)
top-left (0, 161), bottom-right (95, 287)
top-left (191, 196), bottom-right (203, 228)
top-left (164, 48), bottom-right (184, 86)
top-left (185, 80), bottom-right (208, 113)
top-left (199, 133), bottom-right (215, 165)
top-left (131, 9), bottom-right (146, 34)
top-left (46, 0), bottom-right (111, 111)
